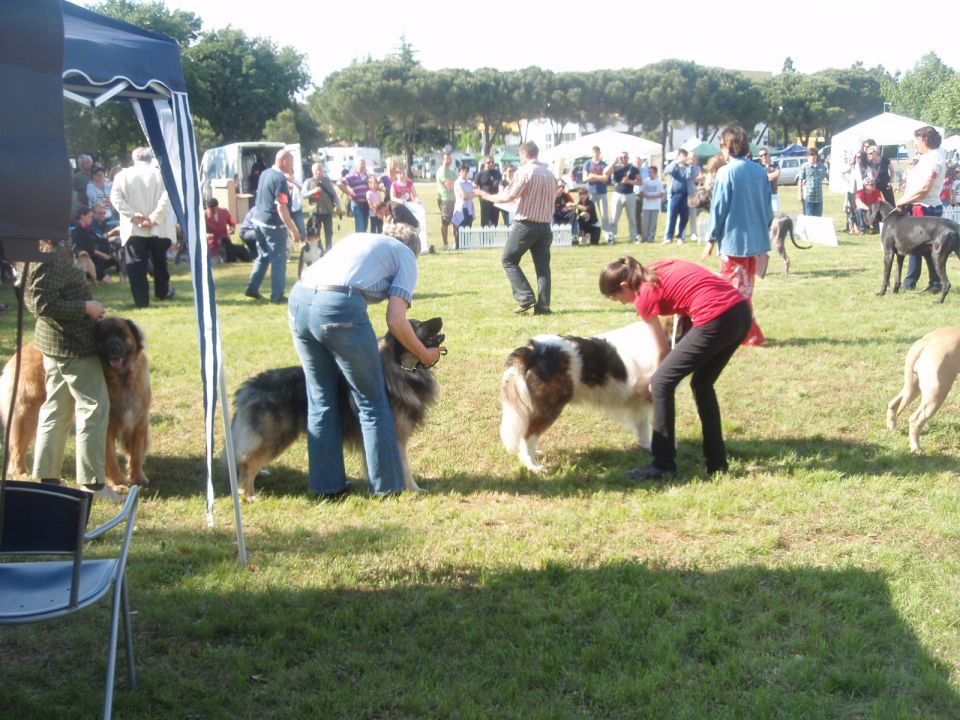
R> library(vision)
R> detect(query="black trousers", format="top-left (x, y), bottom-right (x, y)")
top-left (650, 301), bottom-right (751, 472)
top-left (479, 199), bottom-right (499, 227)
top-left (125, 235), bottom-right (171, 308)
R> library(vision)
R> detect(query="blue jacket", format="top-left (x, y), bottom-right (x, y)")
top-left (708, 158), bottom-right (772, 257)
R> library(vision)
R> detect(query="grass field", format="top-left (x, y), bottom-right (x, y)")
top-left (2, 183), bottom-right (960, 719)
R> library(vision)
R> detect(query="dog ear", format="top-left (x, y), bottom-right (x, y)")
top-left (126, 319), bottom-right (145, 351)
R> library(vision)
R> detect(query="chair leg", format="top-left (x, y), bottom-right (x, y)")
top-left (103, 577), bottom-right (123, 720)
top-left (121, 576), bottom-right (136, 689)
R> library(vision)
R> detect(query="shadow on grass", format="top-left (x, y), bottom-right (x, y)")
top-left (142, 429), bottom-right (958, 502)
top-left (766, 334), bottom-right (921, 348)
top-left (2, 558), bottom-right (957, 718)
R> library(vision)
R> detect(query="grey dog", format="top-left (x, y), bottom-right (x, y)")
top-left (866, 201), bottom-right (960, 303)
top-left (688, 188), bottom-right (809, 276)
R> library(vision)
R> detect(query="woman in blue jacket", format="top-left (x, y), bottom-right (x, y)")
top-left (703, 126), bottom-right (772, 346)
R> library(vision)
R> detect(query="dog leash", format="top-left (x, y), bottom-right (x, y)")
top-left (400, 347), bottom-right (447, 372)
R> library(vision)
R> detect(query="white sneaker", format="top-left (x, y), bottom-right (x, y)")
top-left (82, 484), bottom-right (123, 503)
top-left (676, 238), bottom-right (685, 245)
top-left (661, 239), bottom-right (672, 244)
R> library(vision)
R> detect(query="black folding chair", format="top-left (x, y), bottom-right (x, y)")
top-left (0, 481), bottom-right (140, 719)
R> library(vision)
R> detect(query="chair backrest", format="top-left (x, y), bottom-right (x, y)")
top-left (0, 481), bottom-right (90, 555)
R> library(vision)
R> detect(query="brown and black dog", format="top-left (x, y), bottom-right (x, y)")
top-left (0, 317), bottom-right (152, 488)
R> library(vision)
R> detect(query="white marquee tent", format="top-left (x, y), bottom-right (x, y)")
top-left (829, 112), bottom-right (944, 193)
top-left (540, 129), bottom-right (662, 176)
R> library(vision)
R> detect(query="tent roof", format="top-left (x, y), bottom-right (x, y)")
top-left (943, 135), bottom-right (960, 152)
top-left (774, 143), bottom-right (807, 156)
top-left (62, 0), bottom-right (186, 103)
top-left (832, 112), bottom-right (943, 149)
top-left (540, 129), bottom-right (662, 164)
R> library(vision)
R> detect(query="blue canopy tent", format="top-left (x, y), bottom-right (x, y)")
top-left (774, 143), bottom-right (808, 156)
top-left (1, 0), bottom-right (246, 562)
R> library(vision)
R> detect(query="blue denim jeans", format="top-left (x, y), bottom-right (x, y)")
top-left (666, 194), bottom-right (689, 240)
top-left (351, 201), bottom-right (369, 233)
top-left (247, 222), bottom-right (288, 301)
top-left (803, 200), bottom-right (822, 217)
top-left (904, 204), bottom-right (943, 289)
top-left (287, 283), bottom-right (404, 495)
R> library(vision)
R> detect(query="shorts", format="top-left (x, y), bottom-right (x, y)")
top-left (437, 197), bottom-right (455, 224)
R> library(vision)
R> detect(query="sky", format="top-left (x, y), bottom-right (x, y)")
top-left (158, 0), bottom-right (957, 87)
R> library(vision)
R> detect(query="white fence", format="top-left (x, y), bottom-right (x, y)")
top-left (457, 224), bottom-right (574, 249)
top-left (944, 206), bottom-right (960, 223)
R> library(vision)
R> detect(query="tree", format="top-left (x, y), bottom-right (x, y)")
top-left (261, 108), bottom-right (300, 144)
top-left (640, 60), bottom-right (699, 151)
top-left (927, 74), bottom-right (960, 133)
top-left (893, 53), bottom-right (956, 121)
top-left (90, 0), bottom-right (202, 46)
top-left (185, 28), bottom-right (309, 142)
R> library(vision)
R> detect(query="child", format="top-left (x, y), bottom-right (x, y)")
top-left (366, 177), bottom-right (383, 233)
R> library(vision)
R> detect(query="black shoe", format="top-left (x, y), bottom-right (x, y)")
top-left (315, 481), bottom-right (353, 501)
top-left (924, 285), bottom-right (942, 294)
top-left (706, 463), bottom-right (729, 476)
top-left (626, 464), bottom-right (675, 481)
top-left (512, 301), bottom-right (535, 314)
top-left (533, 306), bottom-right (552, 315)
top-left (245, 289), bottom-right (265, 300)
top-left (270, 295), bottom-right (288, 304)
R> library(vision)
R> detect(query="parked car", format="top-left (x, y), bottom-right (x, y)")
top-left (775, 155), bottom-right (806, 185)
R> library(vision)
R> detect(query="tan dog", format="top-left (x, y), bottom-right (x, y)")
top-left (0, 318), bottom-right (151, 487)
top-left (887, 327), bottom-right (960, 451)
top-left (74, 250), bottom-right (98, 284)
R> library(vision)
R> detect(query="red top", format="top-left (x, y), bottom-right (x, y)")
top-left (204, 207), bottom-right (235, 239)
top-left (856, 187), bottom-right (883, 206)
top-left (633, 259), bottom-right (744, 327)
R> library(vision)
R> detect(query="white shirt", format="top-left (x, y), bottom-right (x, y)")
top-left (906, 148), bottom-right (946, 207)
top-left (110, 161), bottom-right (172, 242)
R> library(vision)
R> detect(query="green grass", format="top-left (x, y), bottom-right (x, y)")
top-left (3, 185), bottom-right (960, 718)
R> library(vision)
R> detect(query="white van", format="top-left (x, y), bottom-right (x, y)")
top-left (318, 146), bottom-right (382, 178)
top-left (775, 156), bottom-right (806, 185)
top-left (199, 142), bottom-right (302, 201)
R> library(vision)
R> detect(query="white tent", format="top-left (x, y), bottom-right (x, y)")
top-left (943, 135), bottom-right (960, 153)
top-left (829, 112), bottom-right (944, 193)
top-left (540, 129), bottom-right (662, 175)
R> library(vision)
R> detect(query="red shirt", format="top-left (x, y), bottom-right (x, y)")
top-left (856, 187), bottom-right (883, 206)
top-left (633, 259), bottom-right (744, 327)
top-left (205, 207), bottom-right (235, 239)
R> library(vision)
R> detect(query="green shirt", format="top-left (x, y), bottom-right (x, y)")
top-left (436, 165), bottom-right (456, 203)
top-left (25, 250), bottom-right (98, 358)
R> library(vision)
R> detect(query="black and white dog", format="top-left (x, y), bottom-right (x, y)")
top-left (867, 200), bottom-right (960, 303)
top-left (500, 322), bottom-right (661, 472)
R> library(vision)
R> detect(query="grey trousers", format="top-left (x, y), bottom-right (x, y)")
top-left (502, 220), bottom-right (553, 310)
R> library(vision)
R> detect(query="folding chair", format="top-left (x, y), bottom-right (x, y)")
top-left (0, 481), bottom-right (140, 720)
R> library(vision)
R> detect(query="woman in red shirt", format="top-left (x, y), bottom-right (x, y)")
top-left (600, 256), bottom-right (751, 480)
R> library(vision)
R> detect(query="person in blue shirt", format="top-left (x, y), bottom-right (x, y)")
top-left (288, 224), bottom-right (442, 498)
top-left (662, 149), bottom-right (692, 244)
top-left (702, 125), bottom-right (773, 346)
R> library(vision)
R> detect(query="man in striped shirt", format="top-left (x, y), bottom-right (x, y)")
top-left (476, 141), bottom-right (556, 315)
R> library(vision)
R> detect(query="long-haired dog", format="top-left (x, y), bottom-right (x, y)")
top-left (230, 317), bottom-right (444, 500)
top-left (887, 326), bottom-right (960, 451)
top-left (0, 317), bottom-right (152, 487)
top-left (500, 321), bottom-right (661, 472)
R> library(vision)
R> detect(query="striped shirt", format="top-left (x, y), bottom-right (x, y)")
top-left (505, 161), bottom-right (555, 223)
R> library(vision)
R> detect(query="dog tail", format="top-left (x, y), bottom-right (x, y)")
top-left (889, 336), bottom-right (926, 426)
top-left (788, 222), bottom-right (812, 250)
top-left (499, 348), bottom-right (535, 453)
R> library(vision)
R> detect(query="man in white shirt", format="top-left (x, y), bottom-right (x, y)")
top-left (110, 147), bottom-right (174, 307)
